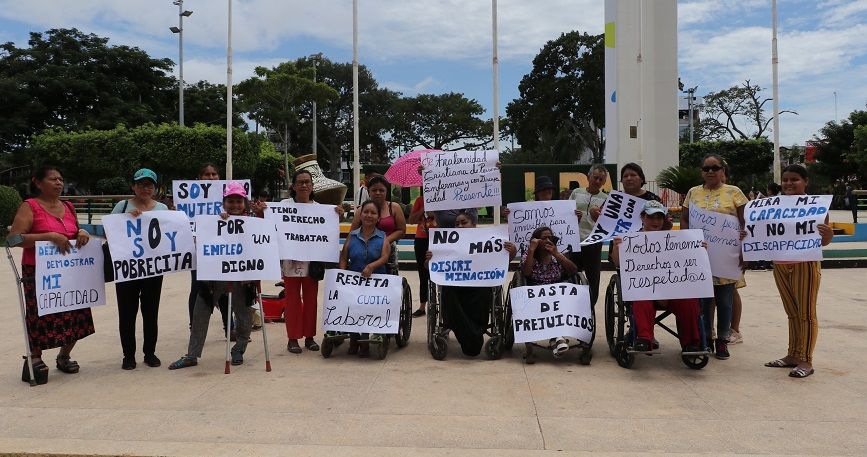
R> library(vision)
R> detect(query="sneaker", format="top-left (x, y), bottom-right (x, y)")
top-left (231, 349), bottom-right (244, 366)
top-left (168, 356), bottom-right (197, 370)
top-left (715, 340), bottom-right (730, 360)
top-left (727, 330), bottom-right (743, 345)
top-left (143, 354), bottom-right (161, 367)
top-left (122, 357), bottom-right (136, 370)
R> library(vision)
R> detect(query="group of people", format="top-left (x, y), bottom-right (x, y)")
top-left (7, 155), bottom-right (831, 384)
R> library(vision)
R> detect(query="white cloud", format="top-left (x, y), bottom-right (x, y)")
top-left (381, 75), bottom-right (441, 95)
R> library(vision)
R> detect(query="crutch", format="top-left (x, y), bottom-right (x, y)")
top-left (225, 283), bottom-right (234, 374)
top-left (255, 283), bottom-right (272, 372)
top-left (5, 245), bottom-right (37, 386)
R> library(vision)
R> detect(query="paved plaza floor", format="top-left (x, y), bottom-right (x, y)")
top-left (1, 257), bottom-right (866, 456)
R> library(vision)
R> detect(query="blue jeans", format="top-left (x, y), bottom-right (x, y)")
top-left (701, 282), bottom-right (734, 342)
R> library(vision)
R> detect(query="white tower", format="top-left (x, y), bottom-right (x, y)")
top-left (604, 0), bottom-right (678, 185)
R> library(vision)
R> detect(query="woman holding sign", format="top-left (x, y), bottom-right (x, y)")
top-left (111, 168), bottom-right (170, 370)
top-left (340, 200), bottom-right (391, 357)
top-left (280, 169), bottom-right (344, 354)
top-left (7, 166), bottom-right (95, 384)
top-left (680, 155), bottom-right (747, 360)
top-left (764, 165), bottom-right (833, 378)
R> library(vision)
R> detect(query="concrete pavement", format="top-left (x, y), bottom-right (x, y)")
top-left (1, 258), bottom-right (866, 456)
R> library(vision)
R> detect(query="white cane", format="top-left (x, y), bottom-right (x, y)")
top-left (225, 289), bottom-right (233, 374)
top-left (256, 287), bottom-right (272, 372)
top-left (5, 245), bottom-right (37, 386)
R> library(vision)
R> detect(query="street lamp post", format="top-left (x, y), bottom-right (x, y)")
top-left (170, 1), bottom-right (193, 127)
top-left (311, 52), bottom-right (323, 157)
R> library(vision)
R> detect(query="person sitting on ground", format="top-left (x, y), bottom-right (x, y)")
top-left (520, 226), bottom-right (579, 357)
top-left (169, 182), bottom-right (258, 370)
top-left (609, 200), bottom-right (704, 354)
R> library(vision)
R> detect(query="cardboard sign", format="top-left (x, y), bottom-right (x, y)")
top-left (421, 149), bottom-right (502, 211)
top-left (742, 195), bottom-right (832, 262)
top-left (322, 269), bottom-right (403, 334)
top-left (34, 240), bottom-right (105, 316)
top-left (509, 282), bottom-right (593, 344)
top-left (264, 202), bottom-right (340, 262)
top-left (103, 211), bottom-right (195, 282)
top-left (428, 226), bottom-right (510, 287)
top-left (507, 200), bottom-right (581, 257)
top-left (581, 190), bottom-right (645, 245)
top-left (688, 206), bottom-right (742, 281)
top-left (172, 180), bottom-right (252, 220)
top-left (194, 215), bottom-right (281, 281)
top-left (618, 229), bottom-right (714, 301)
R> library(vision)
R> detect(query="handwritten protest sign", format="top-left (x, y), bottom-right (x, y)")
top-left (322, 269), bottom-right (402, 334)
top-left (580, 190), bottom-right (645, 245)
top-left (618, 229), bottom-right (714, 301)
top-left (742, 195), bottom-right (832, 262)
top-left (688, 206), bottom-right (742, 281)
top-left (264, 202), bottom-right (340, 262)
top-left (429, 226), bottom-right (510, 287)
top-left (422, 149), bottom-right (502, 211)
top-left (172, 180), bottom-right (252, 223)
top-left (34, 240), bottom-right (105, 316)
top-left (194, 215), bottom-right (281, 281)
top-left (507, 200), bottom-right (581, 256)
top-left (509, 282), bottom-right (593, 344)
top-left (103, 211), bottom-right (195, 283)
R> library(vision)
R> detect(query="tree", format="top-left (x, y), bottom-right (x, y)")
top-left (175, 80), bottom-right (245, 128)
top-left (698, 80), bottom-right (797, 141)
top-left (679, 139), bottom-right (774, 190)
top-left (236, 62), bottom-right (338, 158)
top-left (0, 28), bottom-right (175, 152)
top-left (392, 92), bottom-right (492, 151)
top-left (506, 31), bottom-right (604, 163)
top-left (812, 108), bottom-right (867, 185)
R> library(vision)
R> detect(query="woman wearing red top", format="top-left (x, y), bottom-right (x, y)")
top-left (350, 175), bottom-right (406, 273)
top-left (7, 166), bottom-right (95, 384)
top-left (408, 192), bottom-right (435, 317)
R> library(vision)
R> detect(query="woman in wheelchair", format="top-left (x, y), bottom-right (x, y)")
top-left (520, 226), bottom-right (579, 356)
top-left (609, 201), bottom-right (703, 354)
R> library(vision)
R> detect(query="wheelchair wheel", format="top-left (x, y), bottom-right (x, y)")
top-left (604, 274), bottom-right (622, 356)
top-left (485, 336), bottom-right (503, 360)
top-left (396, 278), bottom-right (412, 348)
top-left (579, 347), bottom-right (592, 366)
top-left (375, 336), bottom-right (389, 360)
top-left (321, 337), bottom-right (334, 359)
top-left (682, 353), bottom-right (709, 370)
top-left (614, 341), bottom-right (635, 368)
top-left (502, 303), bottom-right (515, 351)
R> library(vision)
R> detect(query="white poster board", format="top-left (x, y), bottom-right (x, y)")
top-left (264, 202), bottom-right (340, 262)
top-left (34, 240), bottom-right (105, 316)
top-left (194, 215), bottom-right (281, 281)
top-left (421, 149), bottom-right (502, 211)
top-left (428, 226), bottom-right (510, 287)
top-left (688, 206), bottom-right (742, 281)
top-left (172, 180), bottom-right (251, 220)
top-left (507, 200), bottom-right (581, 257)
top-left (742, 195), bottom-right (832, 262)
top-left (322, 269), bottom-right (403, 334)
top-left (618, 229), bottom-right (714, 301)
top-left (581, 190), bottom-right (646, 245)
top-left (103, 211), bottom-right (195, 282)
top-left (509, 283), bottom-right (594, 344)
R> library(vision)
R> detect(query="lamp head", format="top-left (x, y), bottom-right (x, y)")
top-left (181, 10), bottom-right (193, 16)
top-left (169, 26), bottom-right (181, 33)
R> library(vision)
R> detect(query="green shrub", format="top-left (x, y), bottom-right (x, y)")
top-left (0, 185), bottom-right (23, 237)
top-left (657, 166), bottom-right (702, 198)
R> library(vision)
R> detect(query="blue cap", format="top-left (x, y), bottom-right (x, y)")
top-left (133, 168), bottom-right (157, 183)
top-left (642, 200), bottom-right (668, 216)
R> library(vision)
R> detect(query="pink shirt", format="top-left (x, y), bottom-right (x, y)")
top-left (21, 199), bottom-right (78, 266)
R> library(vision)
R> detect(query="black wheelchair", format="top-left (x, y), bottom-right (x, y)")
top-left (321, 254), bottom-right (412, 360)
top-left (604, 272), bottom-right (710, 369)
top-left (426, 280), bottom-right (507, 360)
top-left (504, 270), bottom-right (594, 365)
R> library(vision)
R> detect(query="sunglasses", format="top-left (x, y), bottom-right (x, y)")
top-left (702, 165), bottom-right (723, 172)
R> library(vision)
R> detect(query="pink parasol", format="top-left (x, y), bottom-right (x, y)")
top-left (384, 149), bottom-right (439, 187)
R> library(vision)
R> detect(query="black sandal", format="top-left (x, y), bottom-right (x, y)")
top-left (56, 355), bottom-right (80, 374)
top-left (304, 338), bottom-right (320, 352)
top-left (287, 340), bottom-right (302, 354)
top-left (22, 358), bottom-right (49, 385)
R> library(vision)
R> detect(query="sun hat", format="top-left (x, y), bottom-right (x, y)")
top-left (133, 168), bottom-right (157, 183)
top-left (642, 200), bottom-right (668, 216)
top-left (223, 181), bottom-right (248, 199)
top-left (534, 175), bottom-right (556, 193)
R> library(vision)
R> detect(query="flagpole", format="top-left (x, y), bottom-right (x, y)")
top-left (492, 0), bottom-right (501, 226)
top-left (352, 0), bottom-right (360, 207)
top-left (226, 0), bottom-right (234, 180)
top-left (771, 0), bottom-right (781, 183)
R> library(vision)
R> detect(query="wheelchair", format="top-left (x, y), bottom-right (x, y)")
top-left (321, 251), bottom-right (412, 360)
top-left (426, 280), bottom-right (507, 360)
top-left (505, 270), bottom-right (594, 365)
top-left (604, 272), bottom-right (710, 369)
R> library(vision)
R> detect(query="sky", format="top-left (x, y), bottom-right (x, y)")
top-left (1, 0), bottom-right (866, 150)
